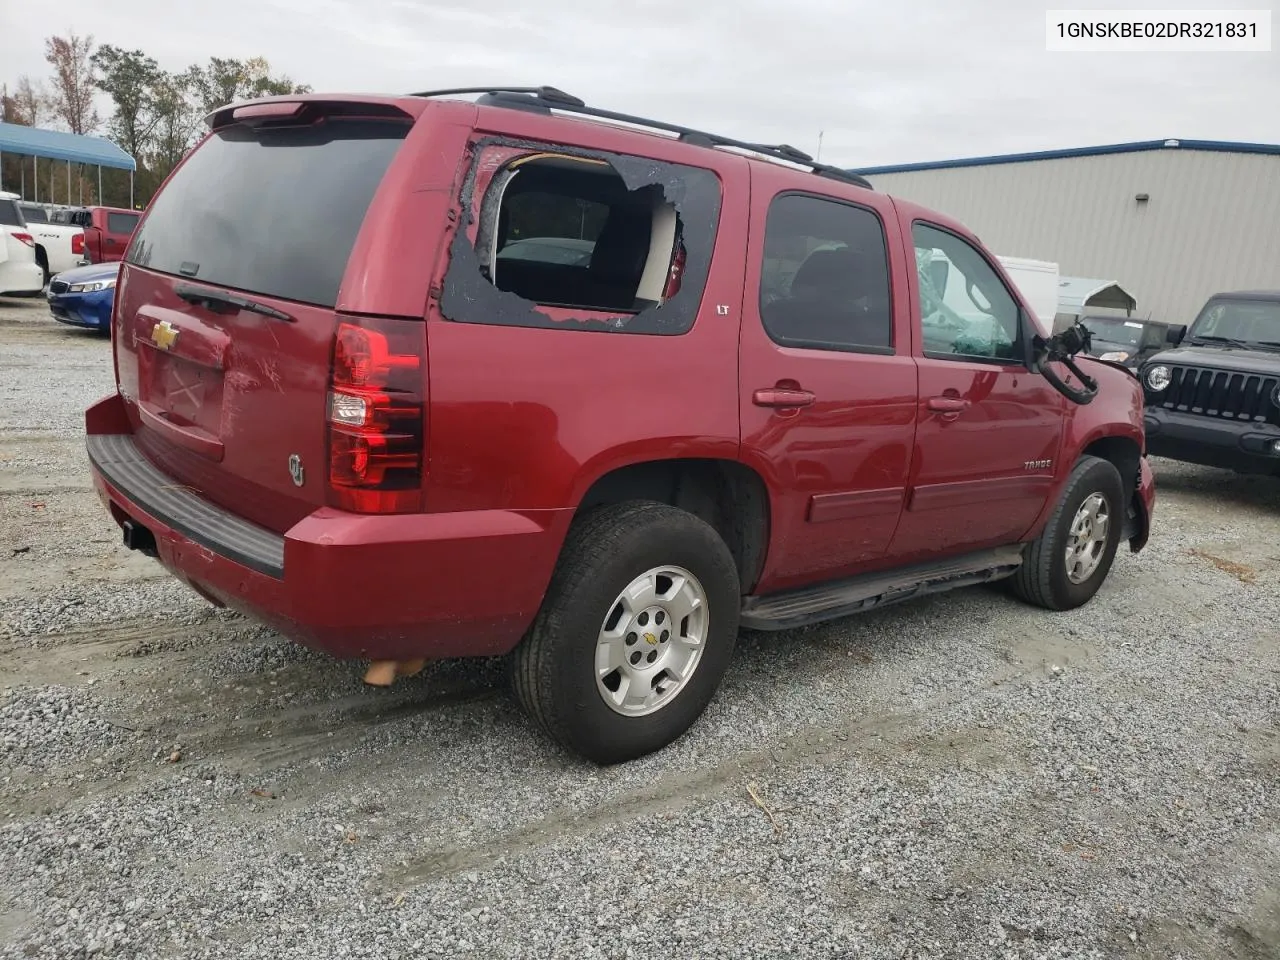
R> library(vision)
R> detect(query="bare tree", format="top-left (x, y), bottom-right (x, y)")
top-left (5, 76), bottom-right (56, 127)
top-left (45, 32), bottom-right (100, 134)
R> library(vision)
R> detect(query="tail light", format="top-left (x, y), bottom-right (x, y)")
top-left (326, 316), bottom-right (426, 513)
top-left (72, 232), bottom-right (85, 255)
top-left (12, 233), bottom-right (34, 248)
top-left (662, 238), bottom-right (686, 301)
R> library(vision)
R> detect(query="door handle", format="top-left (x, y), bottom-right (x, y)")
top-left (926, 396), bottom-right (970, 414)
top-left (753, 387), bottom-right (816, 408)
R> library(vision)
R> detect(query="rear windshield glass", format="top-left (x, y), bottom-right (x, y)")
top-left (107, 212), bottom-right (139, 235)
top-left (20, 206), bottom-right (48, 224)
top-left (127, 118), bottom-right (409, 307)
top-left (0, 200), bottom-right (25, 227)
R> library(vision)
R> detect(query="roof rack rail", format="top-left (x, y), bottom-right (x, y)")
top-left (407, 86), bottom-right (872, 190)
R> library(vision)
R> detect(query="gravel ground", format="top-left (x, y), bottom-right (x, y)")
top-left (0, 295), bottom-right (1276, 959)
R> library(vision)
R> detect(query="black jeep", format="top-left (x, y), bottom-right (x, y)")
top-left (1140, 290), bottom-right (1280, 475)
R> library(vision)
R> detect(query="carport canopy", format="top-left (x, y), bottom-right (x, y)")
top-left (1058, 276), bottom-right (1137, 316)
top-left (0, 121), bottom-right (137, 207)
top-left (0, 122), bottom-right (135, 170)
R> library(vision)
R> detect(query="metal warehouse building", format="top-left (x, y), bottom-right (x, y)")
top-left (850, 139), bottom-right (1280, 328)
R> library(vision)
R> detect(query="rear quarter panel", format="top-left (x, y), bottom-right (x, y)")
top-left (422, 112), bottom-right (753, 516)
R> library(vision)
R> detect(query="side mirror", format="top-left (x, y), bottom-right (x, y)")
top-left (1166, 324), bottom-right (1187, 346)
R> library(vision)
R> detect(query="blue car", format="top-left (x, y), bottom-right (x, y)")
top-left (47, 261), bottom-right (120, 332)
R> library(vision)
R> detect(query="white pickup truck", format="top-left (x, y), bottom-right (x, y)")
top-left (16, 201), bottom-right (88, 285)
top-left (0, 193), bottom-right (45, 295)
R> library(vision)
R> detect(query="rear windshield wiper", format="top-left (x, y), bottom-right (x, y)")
top-left (174, 283), bottom-right (295, 323)
top-left (1189, 334), bottom-right (1249, 349)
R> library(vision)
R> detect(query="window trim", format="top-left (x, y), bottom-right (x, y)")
top-left (911, 219), bottom-right (1028, 367)
top-left (756, 190), bottom-right (897, 358)
top-left (438, 136), bottom-right (722, 337)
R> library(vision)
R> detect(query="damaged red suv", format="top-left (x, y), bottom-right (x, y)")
top-left (87, 87), bottom-right (1155, 764)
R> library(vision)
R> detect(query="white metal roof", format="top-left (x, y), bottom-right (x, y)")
top-left (1057, 277), bottom-right (1137, 315)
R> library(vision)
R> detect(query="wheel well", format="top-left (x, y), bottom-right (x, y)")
top-left (34, 245), bottom-right (48, 268)
top-left (1082, 436), bottom-right (1141, 493)
top-left (577, 459), bottom-right (770, 593)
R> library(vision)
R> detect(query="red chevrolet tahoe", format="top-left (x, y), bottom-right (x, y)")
top-left (86, 87), bottom-right (1155, 764)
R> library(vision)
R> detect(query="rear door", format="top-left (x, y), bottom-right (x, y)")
top-left (738, 170), bottom-right (918, 595)
top-left (97, 209), bottom-right (141, 262)
top-left (887, 216), bottom-right (1064, 559)
top-left (113, 101), bottom-right (426, 532)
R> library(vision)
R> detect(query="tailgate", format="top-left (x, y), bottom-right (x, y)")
top-left (114, 107), bottom-right (415, 533)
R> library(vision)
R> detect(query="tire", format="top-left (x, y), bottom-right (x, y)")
top-left (511, 500), bottom-right (741, 765)
top-left (1011, 455), bottom-right (1125, 611)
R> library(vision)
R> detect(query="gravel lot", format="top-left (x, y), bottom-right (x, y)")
top-left (0, 295), bottom-right (1276, 960)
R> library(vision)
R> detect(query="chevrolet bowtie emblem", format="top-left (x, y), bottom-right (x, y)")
top-left (643, 632), bottom-right (658, 645)
top-left (150, 320), bottom-right (179, 351)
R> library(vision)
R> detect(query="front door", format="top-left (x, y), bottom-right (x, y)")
top-left (739, 182), bottom-right (919, 595)
top-left (888, 218), bottom-right (1065, 560)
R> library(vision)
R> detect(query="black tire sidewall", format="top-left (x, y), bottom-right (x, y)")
top-left (540, 506), bottom-right (740, 764)
top-left (1046, 458), bottom-right (1125, 608)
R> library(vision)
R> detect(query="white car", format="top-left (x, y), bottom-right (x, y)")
top-left (16, 200), bottom-right (88, 284)
top-left (0, 193), bottom-right (44, 296)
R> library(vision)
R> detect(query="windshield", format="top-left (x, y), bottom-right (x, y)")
top-left (1189, 299), bottom-right (1280, 344)
top-left (20, 206), bottom-right (49, 224)
top-left (1084, 317), bottom-right (1144, 348)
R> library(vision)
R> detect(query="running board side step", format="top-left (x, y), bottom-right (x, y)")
top-left (739, 545), bottom-right (1026, 632)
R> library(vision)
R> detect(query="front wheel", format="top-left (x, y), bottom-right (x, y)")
top-left (1011, 455), bottom-right (1125, 610)
top-left (510, 501), bottom-right (741, 765)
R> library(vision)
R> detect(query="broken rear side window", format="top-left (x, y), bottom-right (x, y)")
top-left (439, 142), bottom-right (722, 336)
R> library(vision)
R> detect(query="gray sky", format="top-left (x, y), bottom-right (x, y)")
top-left (1, 0), bottom-right (1276, 167)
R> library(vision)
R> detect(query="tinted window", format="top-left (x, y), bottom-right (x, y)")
top-left (912, 222), bottom-right (1020, 361)
top-left (759, 194), bottom-right (893, 352)
top-left (0, 200), bottom-right (25, 227)
top-left (20, 206), bottom-right (48, 224)
top-left (107, 212), bottom-right (139, 235)
top-left (127, 119), bottom-right (409, 307)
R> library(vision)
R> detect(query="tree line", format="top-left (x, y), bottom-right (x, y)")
top-left (1, 32), bottom-right (308, 209)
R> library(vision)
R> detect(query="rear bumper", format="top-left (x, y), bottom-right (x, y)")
top-left (86, 395), bottom-right (570, 661)
top-left (0, 260), bottom-right (44, 296)
top-left (1144, 408), bottom-right (1280, 475)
